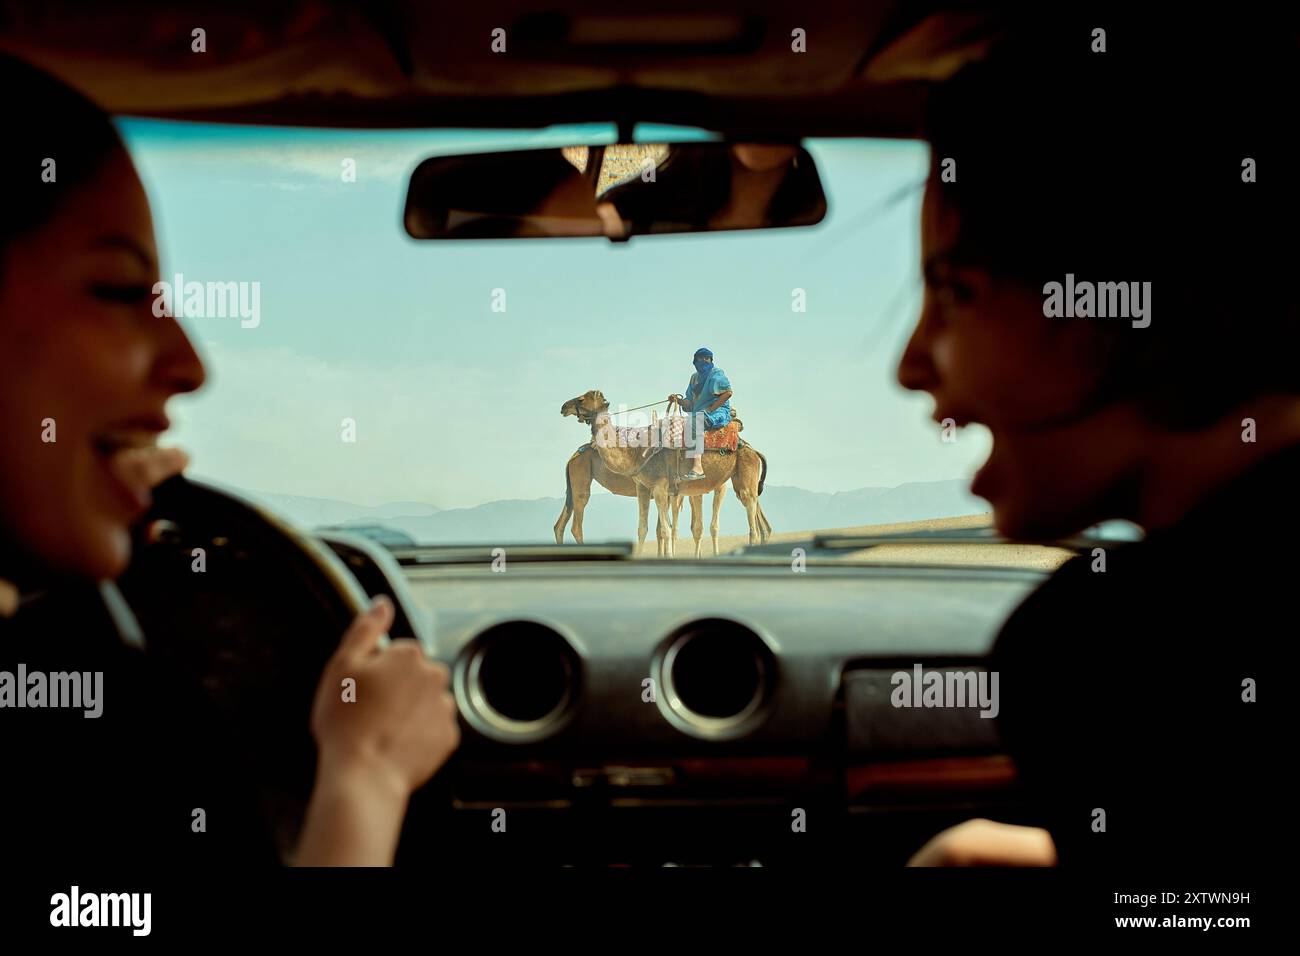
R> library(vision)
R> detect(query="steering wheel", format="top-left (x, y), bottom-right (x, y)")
top-left (115, 475), bottom-right (372, 858)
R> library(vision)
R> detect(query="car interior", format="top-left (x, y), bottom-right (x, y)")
top-left (0, 2), bottom-right (1265, 870)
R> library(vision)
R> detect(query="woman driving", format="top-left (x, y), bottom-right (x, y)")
top-left (0, 52), bottom-right (460, 867)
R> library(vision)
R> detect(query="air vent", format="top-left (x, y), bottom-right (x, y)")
top-left (656, 619), bottom-right (774, 739)
top-left (458, 622), bottom-right (580, 742)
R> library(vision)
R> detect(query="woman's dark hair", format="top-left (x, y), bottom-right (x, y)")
top-left (0, 52), bottom-right (125, 256)
top-left (923, 20), bottom-right (1297, 429)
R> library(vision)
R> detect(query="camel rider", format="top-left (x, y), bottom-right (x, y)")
top-left (668, 347), bottom-right (733, 480)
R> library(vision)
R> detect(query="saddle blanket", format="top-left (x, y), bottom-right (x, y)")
top-left (661, 417), bottom-right (740, 452)
top-left (598, 417), bottom-right (740, 453)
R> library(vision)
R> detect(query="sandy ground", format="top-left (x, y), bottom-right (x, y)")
top-left (660, 511), bottom-right (1076, 571)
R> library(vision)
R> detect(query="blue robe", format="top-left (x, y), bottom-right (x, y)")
top-left (684, 365), bottom-right (732, 430)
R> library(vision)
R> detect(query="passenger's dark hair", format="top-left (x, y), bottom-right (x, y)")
top-left (0, 52), bottom-right (125, 257)
top-left (923, 18), bottom-right (1297, 429)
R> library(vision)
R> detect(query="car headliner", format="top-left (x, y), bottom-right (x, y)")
top-left (0, 1), bottom-right (1002, 136)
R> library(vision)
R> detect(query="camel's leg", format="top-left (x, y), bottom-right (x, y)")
top-left (734, 485), bottom-right (761, 546)
top-left (731, 453), bottom-right (764, 546)
top-left (711, 484), bottom-right (728, 556)
top-left (689, 495), bottom-right (704, 558)
top-left (557, 452), bottom-right (595, 544)
top-left (757, 501), bottom-right (773, 543)
top-left (671, 494), bottom-right (683, 549)
top-left (553, 501), bottom-right (570, 545)
top-left (654, 486), bottom-right (674, 558)
top-left (741, 493), bottom-right (760, 546)
top-left (636, 486), bottom-right (651, 556)
top-left (570, 488), bottom-right (591, 544)
top-left (554, 457), bottom-right (576, 543)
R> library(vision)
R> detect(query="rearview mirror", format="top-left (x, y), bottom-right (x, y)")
top-left (403, 142), bottom-right (827, 241)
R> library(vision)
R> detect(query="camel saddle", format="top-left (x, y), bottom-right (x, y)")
top-left (703, 421), bottom-right (740, 451)
top-left (660, 415), bottom-right (740, 453)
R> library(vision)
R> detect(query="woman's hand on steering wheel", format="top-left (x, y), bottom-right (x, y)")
top-left (296, 596), bottom-right (460, 865)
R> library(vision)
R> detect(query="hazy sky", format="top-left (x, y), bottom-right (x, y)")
top-left (121, 121), bottom-right (992, 510)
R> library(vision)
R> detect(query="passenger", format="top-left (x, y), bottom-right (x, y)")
top-left (899, 39), bottom-right (1292, 867)
top-left (0, 53), bottom-right (460, 866)
top-left (669, 347), bottom-right (733, 479)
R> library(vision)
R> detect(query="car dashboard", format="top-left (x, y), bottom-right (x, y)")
top-left (321, 536), bottom-right (1045, 866)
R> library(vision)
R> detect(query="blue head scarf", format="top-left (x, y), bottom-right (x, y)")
top-left (693, 347), bottom-right (713, 378)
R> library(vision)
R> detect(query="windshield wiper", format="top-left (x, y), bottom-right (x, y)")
top-left (392, 542), bottom-right (637, 566)
top-left (813, 527), bottom-right (1117, 553)
top-left (316, 522), bottom-right (416, 548)
top-left (731, 526), bottom-right (1114, 559)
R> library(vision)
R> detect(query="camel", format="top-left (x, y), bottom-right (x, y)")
top-left (553, 444), bottom-right (651, 548)
top-left (668, 451), bottom-right (774, 556)
top-left (560, 389), bottom-right (772, 557)
top-left (554, 444), bottom-right (729, 556)
top-left (551, 444), bottom-right (701, 555)
top-left (669, 485), bottom-right (726, 557)
top-left (558, 392), bottom-right (677, 556)
top-left (667, 405), bottom-right (772, 556)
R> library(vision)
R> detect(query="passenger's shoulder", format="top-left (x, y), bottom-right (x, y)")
top-left (1005, 550), bottom-right (1107, 614)
top-left (992, 547), bottom-right (1137, 659)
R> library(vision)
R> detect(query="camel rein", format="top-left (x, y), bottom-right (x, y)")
top-left (582, 397), bottom-right (686, 484)
top-left (601, 398), bottom-right (679, 416)
top-left (577, 395), bottom-right (683, 425)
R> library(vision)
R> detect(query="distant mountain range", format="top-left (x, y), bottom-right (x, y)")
top-left (224, 491), bottom-right (440, 529)
top-left (227, 480), bottom-right (987, 545)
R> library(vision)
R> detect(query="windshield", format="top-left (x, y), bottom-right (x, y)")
top-left (122, 120), bottom-right (1012, 556)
